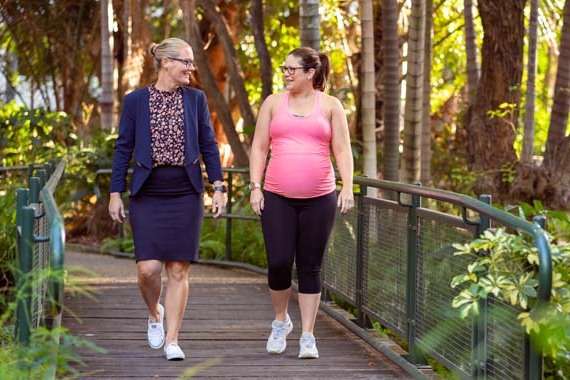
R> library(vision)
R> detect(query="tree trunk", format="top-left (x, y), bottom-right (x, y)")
top-left (250, 0), bottom-right (273, 101)
top-left (544, 0), bottom-right (570, 169)
top-left (382, 0), bottom-right (401, 182)
top-left (421, 0), bottom-right (433, 185)
top-left (300, 0), bottom-right (320, 50)
top-left (464, 0), bottom-right (479, 105)
top-left (199, 0), bottom-right (256, 135)
top-left (521, 0), bottom-right (539, 163)
top-left (360, 0), bottom-right (377, 182)
top-left (181, 0), bottom-right (249, 166)
top-left (403, 0), bottom-right (426, 183)
top-left (466, 0), bottom-right (525, 196)
top-left (100, 0), bottom-right (114, 129)
top-left (541, 0), bottom-right (570, 208)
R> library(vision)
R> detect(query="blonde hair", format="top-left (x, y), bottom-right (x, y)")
top-left (149, 38), bottom-right (192, 70)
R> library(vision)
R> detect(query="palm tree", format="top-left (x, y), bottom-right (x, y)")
top-left (382, 0), bottom-right (401, 182)
top-left (300, 0), bottom-right (320, 50)
top-left (421, 0), bottom-right (433, 185)
top-left (360, 0), bottom-right (377, 182)
top-left (521, 0), bottom-right (539, 163)
top-left (403, 0), bottom-right (426, 183)
top-left (100, 0), bottom-right (114, 129)
top-left (464, 0), bottom-right (479, 105)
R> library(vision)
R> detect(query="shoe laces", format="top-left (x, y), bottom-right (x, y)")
top-left (300, 333), bottom-right (316, 348)
top-left (271, 320), bottom-right (290, 340)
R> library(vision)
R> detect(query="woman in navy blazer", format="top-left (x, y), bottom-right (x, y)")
top-left (109, 37), bottom-right (226, 361)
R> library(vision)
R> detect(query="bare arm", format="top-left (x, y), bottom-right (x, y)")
top-left (330, 96), bottom-right (354, 213)
top-left (249, 94), bottom-right (274, 215)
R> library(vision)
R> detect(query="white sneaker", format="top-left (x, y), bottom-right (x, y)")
top-left (147, 303), bottom-right (165, 349)
top-left (164, 342), bottom-right (185, 361)
top-left (298, 332), bottom-right (319, 359)
top-left (266, 314), bottom-right (293, 354)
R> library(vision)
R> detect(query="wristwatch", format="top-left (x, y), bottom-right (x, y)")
top-left (248, 181), bottom-right (261, 191)
top-left (213, 184), bottom-right (227, 193)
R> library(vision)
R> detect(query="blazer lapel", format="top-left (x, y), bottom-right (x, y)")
top-left (137, 88), bottom-right (152, 169)
top-left (182, 89), bottom-right (199, 161)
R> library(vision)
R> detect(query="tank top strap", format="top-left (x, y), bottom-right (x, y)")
top-left (314, 91), bottom-right (324, 117)
top-left (280, 92), bottom-right (289, 109)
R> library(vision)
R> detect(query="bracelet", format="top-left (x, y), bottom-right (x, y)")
top-left (248, 182), bottom-right (261, 191)
top-left (213, 184), bottom-right (227, 193)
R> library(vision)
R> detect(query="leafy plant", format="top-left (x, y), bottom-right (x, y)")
top-left (450, 228), bottom-right (570, 375)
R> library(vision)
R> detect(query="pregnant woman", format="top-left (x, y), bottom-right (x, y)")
top-left (249, 46), bottom-right (354, 359)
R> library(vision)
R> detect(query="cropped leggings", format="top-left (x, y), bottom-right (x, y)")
top-left (261, 190), bottom-right (337, 294)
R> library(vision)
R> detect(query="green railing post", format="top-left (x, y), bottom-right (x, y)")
top-left (526, 215), bottom-right (546, 380)
top-left (472, 194), bottom-right (491, 379)
top-left (29, 177), bottom-right (41, 204)
top-left (15, 206), bottom-right (35, 345)
top-left (355, 183), bottom-right (370, 327)
top-left (405, 188), bottom-right (425, 364)
top-left (225, 171), bottom-right (233, 261)
top-left (37, 169), bottom-right (47, 188)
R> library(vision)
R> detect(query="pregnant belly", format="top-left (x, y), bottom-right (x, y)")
top-left (264, 154), bottom-right (335, 198)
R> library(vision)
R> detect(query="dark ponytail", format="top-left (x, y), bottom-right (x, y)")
top-left (314, 53), bottom-right (329, 91)
top-left (288, 47), bottom-right (330, 91)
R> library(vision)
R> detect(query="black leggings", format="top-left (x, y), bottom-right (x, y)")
top-left (261, 190), bottom-right (337, 294)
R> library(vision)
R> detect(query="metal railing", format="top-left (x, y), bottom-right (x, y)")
top-left (322, 178), bottom-right (551, 380)
top-left (15, 160), bottom-right (66, 348)
top-left (95, 167), bottom-right (552, 379)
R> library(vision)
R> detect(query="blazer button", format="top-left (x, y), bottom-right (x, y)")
top-left (193, 158), bottom-right (199, 165)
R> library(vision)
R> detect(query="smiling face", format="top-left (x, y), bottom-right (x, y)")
top-left (282, 54), bottom-right (315, 91)
top-left (162, 46), bottom-right (195, 87)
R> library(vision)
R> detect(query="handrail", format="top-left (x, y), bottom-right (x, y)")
top-left (355, 177), bottom-right (552, 302)
top-left (15, 160), bottom-right (66, 352)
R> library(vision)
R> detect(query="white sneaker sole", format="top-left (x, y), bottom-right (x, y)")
top-left (298, 351), bottom-right (319, 359)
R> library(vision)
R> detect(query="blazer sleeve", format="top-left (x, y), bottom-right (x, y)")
top-left (110, 94), bottom-right (136, 193)
top-left (197, 91), bottom-right (223, 183)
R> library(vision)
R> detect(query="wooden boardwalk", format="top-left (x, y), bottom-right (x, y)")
top-left (63, 250), bottom-right (412, 379)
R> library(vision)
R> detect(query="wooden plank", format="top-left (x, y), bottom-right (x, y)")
top-left (63, 253), bottom-right (412, 379)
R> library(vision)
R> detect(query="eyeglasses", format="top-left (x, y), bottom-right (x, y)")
top-left (279, 65), bottom-right (305, 74)
top-left (169, 57), bottom-right (195, 69)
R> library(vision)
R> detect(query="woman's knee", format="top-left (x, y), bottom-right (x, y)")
top-left (165, 261), bottom-right (190, 282)
top-left (137, 260), bottom-right (162, 282)
top-left (297, 266), bottom-right (322, 294)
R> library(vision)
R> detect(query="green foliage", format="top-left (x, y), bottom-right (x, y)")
top-left (0, 101), bottom-right (73, 166)
top-left (450, 228), bottom-right (570, 374)
top-left (0, 263), bottom-right (102, 379)
top-left (513, 200), bottom-right (570, 242)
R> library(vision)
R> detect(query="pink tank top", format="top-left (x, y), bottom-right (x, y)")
top-left (264, 91), bottom-right (336, 198)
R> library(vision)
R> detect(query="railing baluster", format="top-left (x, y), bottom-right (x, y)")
top-left (405, 188), bottom-right (425, 364)
top-left (225, 171), bottom-right (233, 261)
top-left (526, 215), bottom-right (546, 380)
top-left (472, 194), bottom-right (491, 379)
top-left (355, 183), bottom-right (370, 327)
top-left (15, 206), bottom-right (35, 345)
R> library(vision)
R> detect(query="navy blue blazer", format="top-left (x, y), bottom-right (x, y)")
top-left (110, 86), bottom-right (223, 196)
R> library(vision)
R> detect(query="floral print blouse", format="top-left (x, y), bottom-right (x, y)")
top-left (149, 85), bottom-right (185, 167)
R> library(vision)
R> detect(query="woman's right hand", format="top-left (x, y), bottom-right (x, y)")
top-left (250, 188), bottom-right (264, 216)
top-left (108, 193), bottom-right (126, 223)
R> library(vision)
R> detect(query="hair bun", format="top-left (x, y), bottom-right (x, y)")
top-left (149, 43), bottom-right (158, 56)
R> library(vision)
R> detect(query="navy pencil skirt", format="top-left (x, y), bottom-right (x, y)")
top-left (128, 166), bottom-right (203, 262)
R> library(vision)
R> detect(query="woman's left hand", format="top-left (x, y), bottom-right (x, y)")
top-left (212, 191), bottom-right (226, 218)
top-left (338, 186), bottom-right (354, 214)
